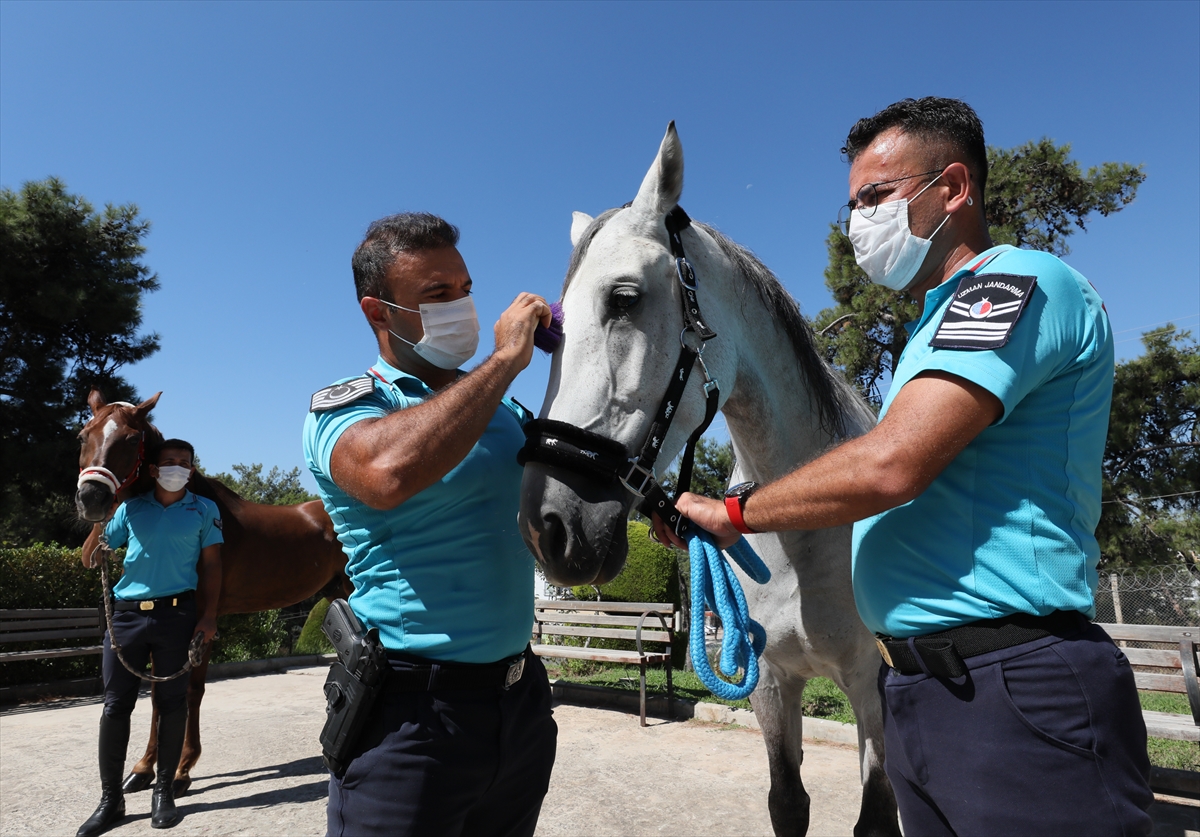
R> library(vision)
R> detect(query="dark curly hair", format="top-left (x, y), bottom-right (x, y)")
top-left (842, 97), bottom-right (988, 197)
top-left (351, 212), bottom-right (460, 302)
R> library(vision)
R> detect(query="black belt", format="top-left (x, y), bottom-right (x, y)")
top-left (384, 646), bottom-right (529, 692)
top-left (876, 610), bottom-right (1088, 678)
top-left (112, 590), bottom-right (195, 612)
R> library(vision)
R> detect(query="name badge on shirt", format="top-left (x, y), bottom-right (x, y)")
top-left (930, 273), bottom-right (1037, 351)
top-left (310, 376), bottom-right (375, 412)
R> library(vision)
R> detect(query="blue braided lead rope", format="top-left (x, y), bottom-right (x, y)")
top-left (687, 529), bottom-right (770, 700)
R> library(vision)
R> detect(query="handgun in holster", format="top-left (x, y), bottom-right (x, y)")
top-left (319, 598), bottom-right (389, 777)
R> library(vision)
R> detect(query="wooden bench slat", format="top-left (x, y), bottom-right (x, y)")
top-left (0, 646), bottom-right (104, 663)
top-left (1123, 648), bottom-right (1184, 669)
top-left (1, 617), bottom-right (103, 632)
top-left (1143, 710), bottom-right (1200, 742)
top-left (0, 627), bottom-right (104, 644)
top-left (535, 600), bottom-right (674, 615)
top-left (531, 644), bottom-right (670, 664)
top-left (535, 612), bottom-right (674, 629)
top-left (536, 624), bottom-right (672, 644)
top-left (1098, 623), bottom-right (1200, 644)
top-left (0, 608), bottom-right (100, 620)
top-left (1134, 672), bottom-right (1189, 694)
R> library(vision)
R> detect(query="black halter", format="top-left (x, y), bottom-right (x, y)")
top-left (518, 206), bottom-right (720, 536)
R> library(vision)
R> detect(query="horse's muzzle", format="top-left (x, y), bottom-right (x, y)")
top-left (519, 464), bottom-right (630, 587)
top-left (76, 482), bottom-right (114, 523)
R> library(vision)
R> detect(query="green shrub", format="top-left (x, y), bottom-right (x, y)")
top-left (0, 543), bottom-right (124, 686)
top-left (295, 598), bottom-right (335, 654)
top-left (210, 610), bottom-right (288, 663)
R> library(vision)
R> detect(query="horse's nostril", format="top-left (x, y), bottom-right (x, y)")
top-left (542, 511), bottom-right (567, 564)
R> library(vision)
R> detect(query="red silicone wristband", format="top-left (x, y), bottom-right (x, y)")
top-left (724, 495), bottom-right (756, 535)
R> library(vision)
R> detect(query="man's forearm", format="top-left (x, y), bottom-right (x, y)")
top-left (199, 548), bottom-right (222, 621)
top-left (331, 351), bottom-right (522, 509)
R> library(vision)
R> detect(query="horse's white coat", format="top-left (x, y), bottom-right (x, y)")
top-left (521, 125), bottom-right (900, 837)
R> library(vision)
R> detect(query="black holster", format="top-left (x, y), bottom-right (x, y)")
top-left (318, 599), bottom-right (388, 777)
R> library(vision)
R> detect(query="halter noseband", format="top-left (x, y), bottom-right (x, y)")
top-left (78, 431), bottom-right (147, 496)
top-left (518, 206), bottom-right (721, 536)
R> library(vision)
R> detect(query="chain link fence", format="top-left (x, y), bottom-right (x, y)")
top-left (1093, 565), bottom-right (1200, 627)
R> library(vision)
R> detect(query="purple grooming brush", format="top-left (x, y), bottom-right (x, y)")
top-left (533, 301), bottom-right (564, 353)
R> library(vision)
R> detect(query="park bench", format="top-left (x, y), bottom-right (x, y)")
top-left (0, 608), bottom-right (105, 663)
top-left (532, 600), bottom-right (674, 726)
top-left (1099, 622), bottom-right (1200, 799)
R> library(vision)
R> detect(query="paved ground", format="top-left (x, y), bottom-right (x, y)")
top-left (1, 664), bottom-right (1197, 836)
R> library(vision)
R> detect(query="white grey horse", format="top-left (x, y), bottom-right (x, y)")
top-left (518, 124), bottom-right (901, 837)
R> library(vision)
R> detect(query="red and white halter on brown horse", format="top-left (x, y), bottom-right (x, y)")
top-left (77, 389), bottom-right (350, 795)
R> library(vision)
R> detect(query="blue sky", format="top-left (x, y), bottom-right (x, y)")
top-left (3, 1), bottom-right (1197, 491)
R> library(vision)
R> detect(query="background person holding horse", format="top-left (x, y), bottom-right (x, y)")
top-left (303, 212), bottom-right (557, 837)
top-left (78, 438), bottom-right (222, 836)
top-left (659, 97), bottom-right (1152, 835)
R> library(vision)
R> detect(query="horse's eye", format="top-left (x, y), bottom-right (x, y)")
top-left (609, 289), bottom-right (640, 311)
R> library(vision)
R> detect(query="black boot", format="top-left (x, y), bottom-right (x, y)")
top-left (77, 713), bottom-right (130, 837)
top-left (150, 705), bottom-right (187, 829)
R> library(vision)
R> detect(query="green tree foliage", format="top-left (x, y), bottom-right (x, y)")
top-left (0, 178), bottom-right (160, 545)
top-left (813, 140), bottom-right (1144, 405)
top-left (1098, 327), bottom-right (1199, 567)
top-left (660, 437), bottom-right (736, 499)
top-left (207, 463), bottom-right (316, 505)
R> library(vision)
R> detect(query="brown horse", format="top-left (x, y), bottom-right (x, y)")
top-left (77, 389), bottom-right (350, 795)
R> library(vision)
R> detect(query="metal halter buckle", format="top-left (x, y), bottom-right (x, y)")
top-left (675, 257), bottom-right (696, 290)
top-left (504, 656), bottom-right (526, 690)
top-left (621, 460), bottom-right (656, 498)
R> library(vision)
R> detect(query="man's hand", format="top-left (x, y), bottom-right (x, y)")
top-left (651, 492), bottom-right (741, 551)
top-left (195, 615), bottom-right (218, 643)
top-left (493, 292), bottom-right (552, 372)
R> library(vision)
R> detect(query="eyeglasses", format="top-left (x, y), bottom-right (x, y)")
top-left (837, 169), bottom-right (944, 233)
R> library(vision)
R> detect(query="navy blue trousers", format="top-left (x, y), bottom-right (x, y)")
top-left (327, 650), bottom-right (558, 837)
top-left (102, 598), bottom-right (196, 718)
top-left (880, 621), bottom-right (1153, 836)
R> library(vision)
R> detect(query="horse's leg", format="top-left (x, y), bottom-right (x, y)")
top-left (749, 663), bottom-right (810, 837)
top-left (835, 657), bottom-right (901, 837)
top-left (121, 678), bottom-right (157, 792)
top-left (173, 649), bottom-right (210, 797)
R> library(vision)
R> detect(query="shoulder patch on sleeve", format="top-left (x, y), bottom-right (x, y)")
top-left (310, 376), bottom-right (376, 412)
top-left (930, 273), bottom-right (1038, 351)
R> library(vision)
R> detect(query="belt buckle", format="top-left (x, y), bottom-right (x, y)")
top-left (874, 637), bottom-right (894, 668)
top-left (139, 601), bottom-right (154, 611)
top-left (503, 656), bottom-right (525, 690)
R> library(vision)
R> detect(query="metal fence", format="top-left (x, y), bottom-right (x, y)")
top-left (1093, 565), bottom-right (1200, 627)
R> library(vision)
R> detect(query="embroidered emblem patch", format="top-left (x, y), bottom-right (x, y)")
top-left (930, 273), bottom-right (1037, 350)
top-left (309, 376), bottom-right (375, 412)
top-left (214, 518), bottom-right (223, 530)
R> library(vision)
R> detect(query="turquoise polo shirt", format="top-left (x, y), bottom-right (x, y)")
top-left (104, 490), bottom-right (223, 601)
top-left (852, 245), bottom-right (1114, 637)
top-left (302, 356), bottom-right (535, 664)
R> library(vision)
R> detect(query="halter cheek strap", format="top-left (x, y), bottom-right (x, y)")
top-left (78, 432), bottom-right (146, 495)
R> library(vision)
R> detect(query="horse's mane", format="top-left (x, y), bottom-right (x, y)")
top-left (562, 208), bottom-right (862, 439)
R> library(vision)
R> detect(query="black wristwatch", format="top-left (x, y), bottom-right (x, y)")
top-left (724, 481), bottom-right (759, 535)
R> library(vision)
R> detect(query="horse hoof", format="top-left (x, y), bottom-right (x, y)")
top-left (121, 772), bottom-right (154, 793)
top-left (172, 777), bottom-right (191, 798)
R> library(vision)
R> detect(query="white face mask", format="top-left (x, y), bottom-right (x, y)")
top-left (380, 296), bottom-right (480, 370)
top-left (848, 174), bottom-right (950, 291)
top-left (155, 465), bottom-right (191, 492)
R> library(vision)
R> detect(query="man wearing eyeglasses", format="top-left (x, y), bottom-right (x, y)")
top-left (660, 98), bottom-right (1151, 835)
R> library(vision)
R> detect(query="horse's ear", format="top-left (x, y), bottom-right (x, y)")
top-left (570, 212), bottom-right (593, 248)
top-left (134, 392), bottom-right (162, 419)
top-left (87, 389), bottom-right (107, 416)
top-left (630, 121), bottom-right (684, 223)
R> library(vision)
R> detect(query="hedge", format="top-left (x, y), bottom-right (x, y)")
top-left (0, 543), bottom-right (289, 686)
